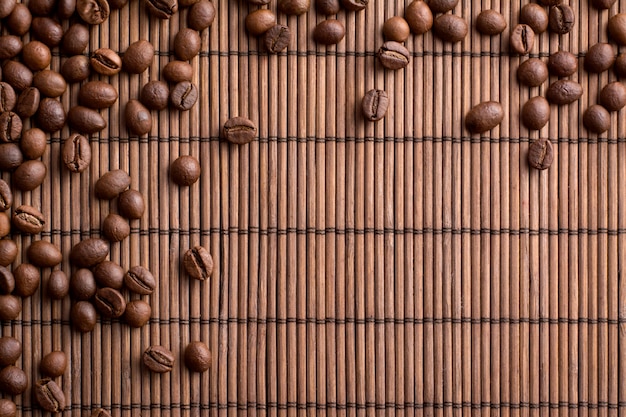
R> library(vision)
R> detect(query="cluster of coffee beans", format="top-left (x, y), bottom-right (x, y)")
top-left (142, 340), bottom-right (211, 374)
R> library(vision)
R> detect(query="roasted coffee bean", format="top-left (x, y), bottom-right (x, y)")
top-left (433, 14), bottom-right (468, 43)
top-left (33, 70), bottom-right (67, 98)
top-left (510, 24), bottom-right (534, 54)
top-left (382, 17), bottom-right (410, 42)
top-left (546, 80), bottom-right (583, 105)
top-left (91, 48), bottom-right (122, 76)
top-left (519, 3), bottom-right (548, 34)
top-left (184, 341), bottom-right (211, 372)
top-left (592, 0), bottom-right (616, 8)
top-left (0, 337), bottom-right (21, 366)
top-left (70, 268), bottom-right (97, 300)
top-left (143, 346), bottom-right (175, 373)
top-left (68, 106), bottom-right (107, 134)
top-left (40, 351), bottom-right (67, 378)
top-left (599, 81), bottom-right (626, 112)
top-left (313, 19), bottom-right (345, 45)
top-left (79, 81), bottom-right (118, 109)
top-left (0, 366), bottom-right (27, 395)
top-left (0, 295), bottom-right (20, 320)
top-left (21, 127), bottom-right (46, 159)
top-left (223, 116), bottom-right (257, 144)
top-left (0, 144), bottom-right (23, 171)
top-left (70, 238), bottom-right (109, 268)
top-left (58, 0), bottom-right (77, 18)
top-left (615, 53), bottom-right (626, 77)
top-left (404, 0), bottom-right (433, 35)
top-left (0, 112), bottom-right (22, 143)
top-left (36, 98), bottom-right (66, 133)
top-left (47, 270), bottom-right (69, 299)
top-left (584, 43), bottom-right (615, 73)
top-left (0, 240), bottom-right (17, 267)
top-left (245, 9), bottom-right (276, 36)
top-left (34, 378), bottom-right (65, 413)
top-left (465, 101), bottom-right (504, 134)
top-left (0, 36), bottom-right (22, 60)
top-left (70, 301), bottom-right (96, 332)
top-left (140, 81), bottom-right (169, 110)
top-left (124, 300), bottom-right (151, 328)
top-left (23, 41), bottom-right (52, 72)
top-left (125, 100), bottom-right (152, 135)
top-left (0, 181), bottom-right (11, 212)
top-left (173, 28), bottom-right (202, 61)
top-left (0, 399), bottom-right (16, 417)
top-left (188, 0), bottom-right (216, 30)
top-left (118, 189), bottom-right (146, 219)
top-left (77, 0), bottom-right (110, 24)
top-left (95, 170), bottom-right (131, 199)
top-left (13, 205), bottom-right (45, 234)
top-left (0, 267), bottom-right (14, 294)
top-left (28, 0), bottom-right (56, 15)
top-left (13, 263), bottom-right (40, 297)
top-left (101, 213), bottom-right (130, 242)
top-left (527, 138), bottom-right (554, 170)
top-left (2, 61), bottom-right (33, 92)
top-left (517, 58), bottom-right (548, 87)
top-left (15, 87), bottom-right (40, 119)
top-left (342, 0), bottom-right (367, 11)
top-left (171, 155), bottom-right (201, 186)
top-left (109, 0), bottom-right (128, 8)
top-left (31, 17), bottom-right (64, 48)
top-left (475, 9), bottom-right (507, 36)
top-left (583, 105), bottom-right (611, 134)
top-left (183, 245), bottom-right (214, 280)
top-left (0, 0), bottom-right (16, 19)
top-left (145, 0), bottom-right (178, 19)
top-left (0, 83), bottom-right (16, 114)
top-left (0, 214), bottom-right (9, 238)
top-left (94, 260), bottom-right (125, 289)
top-left (162, 61), bottom-right (193, 83)
top-left (427, 0), bottom-right (457, 13)
top-left (549, 5), bottom-right (574, 34)
top-left (264, 24), bottom-right (291, 53)
top-left (61, 55), bottom-right (91, 83)
top-left (278, 0), bottom-right (310, 15)
top-left (378, 41), bottom-right (410, 69)
top-left (361, 89), bottom-right (389, 122)
top-left (124, 265), bottom-right (156, 295)
top-left (609, 13), bottom-right (626, 45)
top-left (62, 23), bottom-right (90, 56)
top-left (6, 4), bottom-right (31, 36)
top-left (170, 81), bottom-right (198, 111)
top-left (547, 50), bottom-right (578, 77)
top-left (123, 40), bottom-right (155, 74)
top-left (317, 0), bottom-right (339, 15)
top-left (14, 160), bottom-right (47, 191)
top-left (94, 287), bottom-right (126, 318)
top-left (27, 240), bottom-right (62, 267)
top-left (62, 133), bottom-right (91, 173)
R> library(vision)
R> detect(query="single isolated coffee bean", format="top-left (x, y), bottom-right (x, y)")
top-left (94, 287), bottom-right (126, 318)
top-left (13, 263), bottom-right (40, 297)
top-left (0, 267), bottom-right (14, 294)
top-left (584, 43), bottom-right (615, 73)
top-left (183, 245), bottom-right (214, 280)
top-left (58, 0), bottom-right (77, 19)
top-left (61, 55), bottom-right (91, 83)
top-left (77, 0), bottom-right (110, 24)
top-left (31, 17), bottom-right (63, 48)
top-left (70, 268), bottom-right (97, 300)
top-left (0, 112), bottom-right (22, 143)
top-left (517, 58), bottom-right (548, 87)
top-left (0, 144), bottom-right (22, 171)
top-left (79, 82), bottom-right (118, 109)
top-left (21, 127), bottom-right (47, 159)
top-left (36, 98), bottom-right (66, 133)
top-left (124, 265), bottom-right (156, 295)
top-left (184, 341), bottom-right (211, 372)
top-left (125, 100), bottom-right (152, 136)
top-left (40, 351), bottom-right (67, 378)
top-left (27, 240), bottom-right (62, 267)
top-left (0, 0), bottom-right (16, 19)
top-left (0, 295), bottom-right (20, 320)
top-left (527, 138), bottom-right (554, 170)
top-left (465, 101), bottom-right (504, 134)
top-left (264, 24), bottom-right (291, 54)
top-left (378, 41), bottom-right (410, 70)
top-left (68, 106), bottom-right (107, 134)
top-left (278, 0), bottom-right (310, 15)
top-left (188, 0), bottom-right (216, 31)
top-left (475, 9), bottom-right (507, 36)
top-left (14, 160), bottom-right (47, 191)
top-left (519, 3), bottom-right (548, 34)
top-left (6, 4), bottom-right (32, 36)
top-left (548, 4), bottom-right (575, 35)
top-left (0, 240), bottom-right (17, 267)
top-left (223, 117), bottom-right (257, 144)
top-left (316, 0), bottom-right (340, 15)
top-left (12, 205), bottom-right (45, 234)
top-left (70, 238), bottom-right (109, 268)
top-left (95, 170), bottom-right (131, 199)
top-left (599, 81), bottom-right (626, 112)
top-left (123, 40), bottom-right (155, 74)
top-left (0, 214), bottom-right (9, 238)
top-left (382, 17), bottom-right (410, 42)
top-left (170, 81), bottom-right (199, 111)
top-left (0, 181), bottom-right (10, 212)
top-left (171, 155), bottom-right (201, 186)
top-left (0, 365), bottom-right (27, 395)
top-left (33, 70), bottom-right (67, 98)
top-left (143, 346), bottom-right (175, 373)
top-left (144, 0), bottom-right (178, 19)
top-left (0, 36), bottom-right (23, 60)
top-left (93, 260), bottom-right (125, 289)
top-left (245, 9), bottom-right (276, 36)
top-left (0, 83), bottom-right (17, 113)
top-left (2, 61), bottom-right (33, 92)
top-left (608, 13), bottom-right (626, 45)
top-left (62, 23), bottom-right (90, 56)
top-left (433, 14), bottom-right (468, 43)
top-left (101, 213), bottom-right (130, 242)
top-left (427, 0), bottom-right (458, 13)
top-left (62, 133), bottom-right (91, 173)
top-left (118, 189), bottom-right (146, 219)
top-left (47, 270), bottom-right (69, 299)
top-left (124, 300), bottom-right (151, 328)
top-left (361, 89), bottom-right (389, 122)
top-left (313, 19), bottom-right (346, 45)
top-left (34, 378), bottom-right (65, 413)
top-left (342, 0), bottom-right (367, 11)
top-left (547, 50), bottom-right (577, 77)
top-left (70, 301), bottom-right (97, 332)
top-left (546, 80), bottom-right (583, 105)
top-left (141, 81), bottom-right (169, 110)
top-left (91, 48), bottom-right (122, 76)
top-left (0, 399), bottom-right (16, 417)
top-left (583, 105), bottom-right (611, 134)
top-left (510, 24), bottom-right (534, 54)
top-left (404, 0), bottom-right (433, 35)
top-left (21, 41), bottom-right (50, 71)
top-left (162, 61), bottom-right (193, 83)
top-left (0, 337), bottom-right (21, 366)
top-left (15, 87), bottom-right (40, 119)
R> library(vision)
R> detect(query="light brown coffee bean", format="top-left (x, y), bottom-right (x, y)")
top-left (79, 81), bottom-right (118, 109)
top-left (465, 101), bottom-right (504, 134)
top-left (188, 0), bottom-right (216, 31)
top-left (61, 55), bottom-right (91, 83)
top-left (34, 378), bottom-right (65, 413)
top-left (264, 24), bottom-right (291, 54)
top-left (592, 0), bottom-right (616, 9)
top-left (609, 14), bottom-right (626, 45)
top-left (0, 266), bottom-right (14, 294)
top-left (0, 0), bottom-right (16, 19)
top-left (2, 61), bottom-right (33, 92)
top-left (475, 9), bottom-right (507, 36)
top-left (36, 98), bottom-right (66, 133)
top-left (0, 399), bottom-right (16, 417)
top-left (0, 365), bottom-right (27, 395)
top-left (123, 40), bottom-right (155, 74)
top-left (427, 0), bottom-right (458, 13)
top-left (0, 112), bottom-right (22, 143)
top-left (93, 260), bottom-right (125, 289)
top-left (510, 24), bottom-right (534, 54)
top-left (521, 96), bottom-right (550, 131)
top-left (0, 337), bottom-right (21, 366)
top-left (101, 213), bottom-right (130, 242)
top-left (70, 301), bottom-right (96, 332)
top-left (94, 170), bottom-right (131, 199)
top-left (124, 265), bottom-right (156, 295)
top-left (33, 70), bottom-right (67, 98)
top-left (584, 42), bottom-right (615, 73)
top-left (21, 41), bottom-right (50, 71)
top-left (140, 80), bottom-right (169, 110)
top-left (124, 300), bottom-right (151, 328)
top-left (547, 50), bottom-right (578, 77)
top-left (93, 287), bottom-right (126, 318)
top-left (171, 155), bottom-right (201, 186)
top-left (31, 17), bottom-right (63, 48)
top-left (143, 346), bottom-right (175, 373)
top-left (67, 106), bottom-right (107, 134)
top-left (404, 0), bottom-right (433, 35)
top-left (361, 89), bottom-right (389, 122)
top-left (13, 263), bottom-right (40, 297)
top-left (40, 351), bottom-right (67, 378)
top-left (62, 133), bottom-right (91, 173)
top-left (14, 160), bottom-right (47, 191)
top-left (70, 268), bottom-right (97, 300)
top-left (27, 240), bottom-right (62, 268)
top-left (0, 36), bottom-right (22, 60)
top-left (433, 14), bottom-right (468, 43)
top-left (0, 83), bottom-right (16, 114)
top-left (527, 138), bottom-right (554, 170)
top-left (15, 87), bottom-right (40, 119)
top-left (382, 17), bottom-right (410, 42)
top-left (162, 61), bottom-right (193, 83)
top-left (61, 23), bottom-right (89, 56)
top-left (5, 4), bottom-right (31, 36)
top-left (316, 0), bottom-right (339, 15)
top-left (0, 240), bottom-right (17, 267)
top-left (517, 58), bottom-right (548, 87)
top-left (583, 105), bottom-right (611, 134)
top-left (125, 100), bottom-right (152, 136)
top-left (118, 189), bottom-right (146, 219)
top-left (169, 81), bottom-right (198, 111)
top-left (313, 19), bottom-right (345, 45)
top-left (12, 205), bottom-right (45, 234)
top-left (183, 245), bottom-right (214, 280)
top-left (223, 117), bottom-right (257, 144)
top-left (519, 3), bottom-right (548, 34)
top-left (245, 9), bottom-right (276, 36)
top-left (377, 41), bottom-right (410, 69)
top-left (341, 0), bottom-right (367, 11)
top-left (144, 0), bottom-right (178, 19)
top-left (90, 48), bottom-right (122, 76)
top-left (0, 181), bottom-right (10, 212)
top-left (20, 127), bottom-right (46, 160)
top-left (0, 295), bottom-right (20, 320)
top-left (184, 341), bottom-right (211, 372)
top-left (548, 4), bottom-right (575, 35)
top-left (278, 0), bottom-right (310, 15)
top-left (0, 214), bottom-right (9, 239)
top-left (599, 81), bottom-right (626, 112)
top-left (77, 0), bottom-right (110, 25)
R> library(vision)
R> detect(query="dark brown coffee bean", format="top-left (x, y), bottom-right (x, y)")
top-left (68, 106), bottom-right (107, 134)
top-left (123, 40), bottom-right (154, 74)
top-left (609, 13), bottom-right (626, 45)
top-left (61, 55), bottom-right (91, 83)
top-left (184, 341), bottom-right (211, 372)
top-left (27, 240), bottom-right (62, 267)
top-left (378, 41), bottom-right (410, 69)
top-left (6, 4), bottom-right (31, 36)
top-left (77, 0), bottom-right (110, 24)
top-left (591, 0), bottom-right (616, 8)
top-left (0, 294), bottom-right (20, 321)
top-left (31, 17), bottom-right (64, 48)
top-left (93, 260), bottom-right (125, 289)
top-left (33, 70), bottom-right (67, 98)
top-left (15, 87), bottom-right (40, 119)
top-left (361, 89), bottom-right (389, 122)
top-left (124, 265), bottom-right (156, 295)
top-left (0, 399), bottom-right (16, 417)
top-left (427, 0), bottom-right (457, 13)
top-left (2, 61), bottom-right (33, 92)
top-left (14, 160), bottom-right (47, 191)
top-left (583, 105), bottom-right (611, 134)
top-left (527, 138), bottom-right (554, 170)
top-left (547, 50), bottom-right (578, 77)
top-left (548, 5), bottom-right (574, 34)
top-left (91, 48), bottom-right (122, 76)
top-left (28, 0), bottom-right (56, 15)
top-left (169, 81), bottom-right (198, 111)
top-left (58, 0), bottom-right (77, 18)
top-left (13, 205), bottom-right (45, 234)
top-left (0, 181), bottom-right (11, 212)
top-left (62, 23), bottom-right (90, 56)
top-left (78, 81), bottom-right (118, 109)
top-left (40, 351), bottom-right (67, 378)
top-left (584, 43), bottom-right (615, 73)
top-left (313, 19), bottom-right (345, 45)
top-left (465, 101), bottom-right (504, 134)
top-left (162, 61), bottom-right (193, 83)
top-left (519, 3), bottom-right (548, 34)
top-left (70, 301), bottom-right (96, 332)
top-left (21, 41), bottom-right (50, 73)
top-left (404, 1), bottom-right (432, 35)
top-left (109, 0), bottom-right (128, 8)
top-left (599, 81), bottom-right (626, 112)
top-left (21, 128), bottom-right (46, 160)
top-left (13, 263), bottom-right (40, 297)
top-left (62, 133), bottom-right (91, 173)
top-left (125, 100), bottom-right (152, 136)
top-left (0, 36), bottom-right (22, 60)
top-left (433, 14), bottom-right (468, 43)
top-left (223, 116), bottom-right (257, 144)
top-left (170, 155), bottom-right (201, 186)
top-left (124, 300), bottom-right (151, 327)
top-left (278, 0), bottom-right (310, 15)
top-left (615, 53), bottom-right (626, 77)
top-left (47, 270), bottom-right (69, 299)
top-left (316, 0), bottom-right (340, 14)
top-left (36, 98), bottom-right (66, 133)
top-left (382, 17), bottom-right (410, 42)
top-left (0, 83), bottom-right (16, 114)
top-left (510, 24), bottom-right (534, 54)
top-left (183, 245), bottom-right (214, 280)
top-left (0, 366), bottom-right (27, 395)
top-left (95, 170), bottom-right (131, 199)
top-left (143, 345), bottom-right (175, 373)
top-left (0, 144), bottom-right (23, 171)
top-left (144, 0), bottom-right (178, 19)
top-left (0, 112), bottom-right (22, 143)
top-left (546, 80), bottom-right (583, 105)
top-left (0, 337), bottom-right (21, 366)
top-left (70, 238), bottom-right (109, 268)
top-left (34, 378), bottom-right (65, 413)
top-left (475, 9), bottom-right (507, 36)
top-left (173, 28), bottom-right (202, 61)
top-left (118, 189), bottom-right (146, 219)
top-left (140, 81), bottom-right (169, 110)
top-left (245, 9), bottom-right (276, 36)
top-left (0, 0), bottom-right (16, 19)
top-left (188, 0), bottom-right (216, 31)
top-left (517, 58), bottom-right (548, 87)
top-left (94, 287), bottom-right (126, 318)
top-left (341, 0), bottom-right (367, 11)
top-left (0, 214), bottom-right (9, 239)
top-left (0, 240), bottom-right (17, 267)
top-left (101, 213), bottom-right (130, 242)
top-left (70, 268), bottom-right (97, 300)
top-left (0, 267), bottom-right (14, 294)
top-left (264, 24), bottom-right (291, 53)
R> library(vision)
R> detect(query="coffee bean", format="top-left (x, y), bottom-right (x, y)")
top-left (21, 41), bottom-right (50, 73)
top-left (0, 36), bottom-right (22, 60)
top-left (0, 83), bottom-right (16, 114)
top-left (162, 61), bottom-right (193, 83)
top-left (13, 263), bottom-right (40, 297)
top-left (62, 133), bottom-right (91, 173)
top-left (316, 0), bottom-right (339, 14)
top-left (118, 189), bottom-right (146, 219)
top-left (0, 0), bottom-right (16, 19)
top-left (2, 61), bottom-right (33, 92)
top-left (188, 0), bottom-right (215, 30)
top-left (527, 138), bottom-right (554, 170)
top-left (599, 81), bottom-right (626, 112)
top-left (77, 0), bottom-right (110, 24)
top-left (13, 205), bottom-right (45, 234)
top-left (583, 105), bottom-right (611, 134)
top-left (91, 48), bottom-right (122, 76)
top-left (169, 81), bottom-right (198, 111)
top-left (31, 17), bottom-right (63, 48)
top-left (0, 240), bottom-right (17, 267)
top-left (36, 98), bottom-right (66, 133)
top-left (361, 89), bottom-right (389, 122)
top-left (95, 170), bottom-right (131, 199)
top-left (183, 245), bottom-right (214, 280)
top-left (71, 301), bottom-right (97, 332)
top-left (0, 399), bottom-right (16, 417)
top-left (0, 294), bottom-right (20, 322)
top-left (475, 9), bottom-right (507, 36)
top-left (94, 260), bottom-right (125, 289)
top-left (68, 106), bottom-right (107, 134)
top-left (94, 287), bottom-right (126, 318)
top-left (143, 345), bottom-right (175, 373)
top-left (5, 4), bottom-right (31, 36)
top-left (427, 0), bottom-right (458, 13)
top-left (28, 0), bottom-right (56, 15)
top-left (404, 1), bottom-right (433, 35)
top-left (592, 0), bottom-right (616, 8)
top-left (124, 265), bottom-right (156, 295)
top-left (124, 100), bottom-right (152, 136)
top-left (124, 300), bottom-right (152, 328)
top-left (101, 213), bottom-right (130, 242)
top-left (0, 181), bottom-right (11, 212)
top-left (15, 87), bottom-right (40, 119)
top-left (548, 5), bottom-right (574, 35)
top-left (171, 155), bottom-right (201, 186)
top-left (70, 268), bottom-right (97, 300)
top-left (378, 41), bottom-right (410, 69)
top-left (21, 127), bottom-right (47, 159)
top-left (62, 23), bottom-right (90, 56)
top-left (342, 0), bottom-right (367, 11)
top-left (0, 337), bottom-right (21, 367)
top-left (145, 0), bottom-right (178, 19)
top-left (433, 14), bottom-right (468, 43)
top-left (264, 25), bottom-right (291, 54)
top-left (70, 238), bottom-right (109, 268)
top-left (109, 0), bottom-right (128, 8)
top-left (546, 80), bottom-right (583, 105)
top-left (609, 14), bottom-right (626, 45)
top-left (246, 9), bottom-right (276, 36)
top-left (547, 51), bottom-right (577, 77)
top-left (14, 160), bottom-right (47, 191)
top-left (465, 101), bottom-right (504, 134)
top-left (517, 58), bottom-right (548, 87)
top-left (34, 378), bottom-right (65, 413)
top-left (382, 17), bottom-right (410, 42)
top-left (61, 55), bottom-right (91, 83)
top-left (0, 267), bottom-right (14, 294)
top-left (58, 0), bottom-right (77, 18)
top-left (27, 240), bottom-right (62, 268)
top-left (47, 270), bottom-right (69, 299)
top-left (0, 366), bottom-right (27, 395)
top-left (584, 43), bottom-right (615, 73)
top-left (313, 19), bottom-right (345, 45)
top-left (40, 351), bottom-right (67, 378)
top-left (123, 40), bottom-right (155, 74)
top-left (223, 116), bottom-right (257, 144)
top-left (79, 81), bottom-right (118, 110)
top-left (519, 3), bottom-right (548, 34)
top-left (0, 112), bottom-right (22, 143)
top-left (0, 214), bottom-right (9, 239)
top-left (0, 144), bottom-right (23, 171)
top-left (140, 81), bottom-right (169, 110)
top-left (278, 0), bottom-right (310, 15)
top-left (510, 24), bottom-right (534, 54)
top-left (33, 70), bottom-right (67, 98)
top-left (184, 341), bottom-right (211, 372)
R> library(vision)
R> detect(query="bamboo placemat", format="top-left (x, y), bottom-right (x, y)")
top-left (1, 0), bottom-right (625, 415)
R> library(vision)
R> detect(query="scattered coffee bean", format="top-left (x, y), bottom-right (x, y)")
top-left (527, 138), bottom-right (554, 170)
top-left (0, 399), bottom-right (16, 417)
top-left (0, 337), bottom-right (21, 367)
top-left (40, 351), bottom-right (67, 378)
top-left (0, 365), bottom-right (27, 395)
top-left (21, 41), bottom-right (50, 71)
top-left (428, 0), bottom-right (458, 13)
top-left (34, 378), bottom-right (65, 413)
top-left (143, 345), bottom-right (175, 373)
top-left (124, 300), bottom-right (152, 328)
top-left (47, 270), bottom-right (69, 299)
top-left (433, 14), bottom-right (468, 43)
top-left (125, 99), bottom-right (152, 136)
top-left (0, 267), bottom-right (14, 294)
top-left (162, 61), bottom-right (193, 83)
top-left (70, 238), bottom-right (109, 268)
top-left (245, 9), bottom-right (276, 36)
top-left (278, 0), bottom-right (310, 15)
top-left (183, 245), bottom-right (214, 280)
top-left (79, 81), bottom-right (119, 109)
top-left (15, 87), bottom-right (40, 119)
top-left (27, 240), bottom-right (62, 267)
top-left (475, 9), bottom-right (507, 36)
top-left (94, 260), bottom-right (125, 289)
top-left (62, 23), bottom-right (90, 56)
top-left (188, 1), bottom-right (216, 31)
top-left (378, 41), bottom-right (410, 69)
top-left (33, 70), bottom-right (67, 98)
top-left (13, 263), bottom-right (40, 297)
top-left (404, 0), bottom-right (433, 35)
top-left (264, 24), bottom-right (291, 54)
top-left (548, 4), bottom-right (575, 35)
top-left (517, 58), bottom-right (548, 87)
top-left (20, 127), bottom-right (47, 159)
top-left (31, 17), bottom-right (63, 48)
top-left (313, 19), bottom-right (346, 45)
top-left (95, 170), bottom-right (131, 199)
top-left (123, 40), bottom-right (155, 74)
top-left (141, 81), bottom-right (169, 110)
top-left (62, 133), bottom-right (91, 173)
top-left (0, 214), bottom-right (9, 238)
top-left (70, 301), bottom-right (97, 332)
top-left (583, 104), bottom-right (610, 134)
top-left (91, 48), bottom-right (122, 76)
top-left (547, 50), bottom-right (578, 77)
top-left (584, 43), bottom-right (615, 73)
top-left (14, 160), bottom-right (47, 191)
top-left (118, 189), bottom-right (146, 219)
top-left (382, 17), bottom-right (410, 42)
top-left (184, 341), bottom-right (211, 372)
top-left (519, 3), bottom-right (548, 34)
top-left (0, 144), bottom-right (23, 171)
top-left (223, 116), bottom-right (257, 144)
top-left (0, 112), bottom-right (22, 143)
top-left (171, 155), bottom-right (201, 186)
top-left (124, 265), bottom-right (156, 295)
top-left (6, 4), bottom-right (31, 36)
top-left (0, 0), bottom-right (16, 18)
top-left (145, 0), bottom-right (178, 19)
top-left (546, 79), bottom-right (583, 105)
top-left (510, 24), bottom-right (534, 54)
top-left (68, 106), bottom-right (107, 134)
top-left (101, 213), bottom-right (131, 242)
top-left (77, 0), bottom-right (110, 24)
top-left (361, 89), bottom-right (389, 122)
top-left (13, 205), bottom-right (45, 234)
top-left (2, 60), bottom-right (33, 92)
top-left (608, 13), bottom-right (626, 45)
top-left (465, 101), bottom-right (504, 134)
top-left (0, 83), bottom-right (16, 113)
top-left (94, 287), bottom-right (126, 318)
top-left (0, 240), bottom-right (17, 267)
top-left (36, 98), bottom-right (66, 133)
top-left (0, 36), bottom-right (22, 60)
top-left (522, 96), bottom-right (550, 131)
top-left (61, 55), bottom-right (91, 83)
top-left (170, 81), bottom-right (199, 111)
top-left (599, 81), bottom-right (626, 112)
